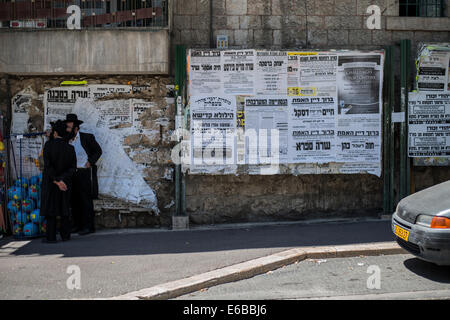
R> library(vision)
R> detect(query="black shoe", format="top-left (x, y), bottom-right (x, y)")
top-left (42, 239), bottom-right (57, 244)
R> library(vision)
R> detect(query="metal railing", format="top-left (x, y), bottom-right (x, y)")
top-left (0, 0), bottom-right (168, 28)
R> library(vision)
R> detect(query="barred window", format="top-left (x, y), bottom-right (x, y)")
top-left (0, 0), bottom-right (168, 28)
top-left (400, 0), bottom-right (446, 17)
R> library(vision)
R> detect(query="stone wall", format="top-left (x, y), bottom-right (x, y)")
top-left (1, 75), bottom-right (176, 229)
top-left (172, 0), bottom-right (449, 52)
top-left (171, 0), bottom-right (450, 224)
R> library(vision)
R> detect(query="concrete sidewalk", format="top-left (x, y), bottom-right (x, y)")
top-left (0, 218), bottom-right (401, 300)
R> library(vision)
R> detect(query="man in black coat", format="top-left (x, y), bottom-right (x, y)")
top-left (65, 114), bottom-right (102, 235)
top-left (41, 120), bottom-right (77, 243)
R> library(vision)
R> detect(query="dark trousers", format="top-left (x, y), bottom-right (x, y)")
top-left (47, 216), bottom-right (71, 241)
top-left (71, 168), bottom-right (95, 231)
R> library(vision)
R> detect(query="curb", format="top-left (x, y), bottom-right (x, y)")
top-left (107, 241), bottom-right (405, 300)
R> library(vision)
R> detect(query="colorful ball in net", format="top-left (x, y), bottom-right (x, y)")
top-left (7, 200), bottom-right (19, 214)
top-left (15, 177), bottom-right (29, 189)
top-left (23, 222), bottom-right (39, 236)
top-left (21, 199), bottom-right (35, 213)
top-left (30, 209), bottom-right (40, 223)
top-left (28, 185), bottom-right (40, 200)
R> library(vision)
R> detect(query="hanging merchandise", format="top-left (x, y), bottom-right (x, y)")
top-left (5, 132), bottom-right (46, 239)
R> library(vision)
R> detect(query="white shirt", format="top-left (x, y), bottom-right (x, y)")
top-left (70, 132), bottom-right (89, 168)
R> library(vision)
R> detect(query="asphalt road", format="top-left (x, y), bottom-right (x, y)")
top-left (0, 219), bottom-right (395, 300)
top-left (176, 254), bottom-right (450, 300)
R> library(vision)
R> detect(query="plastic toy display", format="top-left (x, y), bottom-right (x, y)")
top-left (7, 175), bottom-right (44, 239)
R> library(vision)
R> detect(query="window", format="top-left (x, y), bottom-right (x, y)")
top-left (400, 0), bottom-right (445, 17)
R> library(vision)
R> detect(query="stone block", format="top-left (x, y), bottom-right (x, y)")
top-left (306, 15), bottom-right (324, 29)
top-left (213, 15), bottom-right (228, 29)
top-left (196, 0), bottom-right (210, 15)
top-left (372, 30), bottom-right (392, 45)
top-left (349, 29), bottom-right (373, 45)
top-left (192, 16), bottom-right (210, 30)
top-left (335, 0), bottom-right (357, 16)
top-left (273, 29), bottom-right (282, 45)
top-left (248, 0), bottom-right (271, 15)
top-left (308, 0), bottom-right (334, 15)
top-left (240, 15), bottom-right (262, 29)
top-left (172, 216), bottom-right (189, 230)
top-left (272, 0), bottom-right (292, 15)
top-left (262, 16), bottom-right (282, 29)
top-left (254, 29), bottom-right (274, 47)
top-left (307, 29), bottom-right (328, 47)
top-left (180, 29), bottom-right (192, 44)
top-left (174, 15), bottom-right (191, 30)
top-left (191, 30), bottom-right (210, 47)
top-left (227, 16), bottom-right (240, 29)
top-left (280, 28), bottom-right (307, 48)
top-left (176, 0), bottom-right (197, 15)
top-left (226, 0), bottom-right (247, 15)
top-left (282, 15), bottom-right (307, 29)
top-left (391, 31), bottom-right (414, 42)
top-left (234, 29), bottom-right (252, 46)
top-left (325, 16), bottom-right (363, 29)
top-left (213, 0), bottom-right (226, 15)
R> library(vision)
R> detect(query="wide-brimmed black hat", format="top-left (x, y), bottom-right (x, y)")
top-left (64, 113), bottom-right (84, 126)
top-left (50, 120), bottom-right (68, 137)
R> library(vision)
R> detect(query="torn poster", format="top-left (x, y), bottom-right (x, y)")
top-left (71, 98), bottom-right (159, 212)
top-left (10, 88), bottom-right (44, 179)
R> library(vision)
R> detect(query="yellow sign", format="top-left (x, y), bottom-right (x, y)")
top-left (288, 87), bottom-right (317, 96)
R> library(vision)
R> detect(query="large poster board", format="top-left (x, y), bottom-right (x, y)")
top-left (187, 49), bottom-right (384, 176)
top-left (410, 43), bottom-right (450, 164)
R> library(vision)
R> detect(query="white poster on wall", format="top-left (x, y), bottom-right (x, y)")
top-left (190, 96), bottom-right (237, 174)
top-left (43, 86), bottom-right (89, 129)
top-left (244, 97), bottom-right (289, 165)
top-left (222, 50), bottom-right (256, 95)
top-left (335, 53), bottom-right (383, 164)
top-left (255, 51), bottom-right (288, 95)
top-left (288, 96), bottom-right (337, 163)
top-left (408, 91), bottom-right (450, 157)
top-left (188, 49), bottom-right (223, 96)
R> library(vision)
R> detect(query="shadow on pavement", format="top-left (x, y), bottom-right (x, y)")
top-left (0, 220), bottom-right (396, 258)
top-left (403, 258), bottom-right (450, 283)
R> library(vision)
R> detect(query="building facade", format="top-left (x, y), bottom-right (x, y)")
top-left (0, 0), bottom-right (449, 229)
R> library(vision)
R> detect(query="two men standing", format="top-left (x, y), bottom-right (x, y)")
top-left (65, 114), bottom-right (102, 235)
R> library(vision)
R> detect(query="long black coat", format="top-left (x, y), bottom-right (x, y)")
top-left (79, 132), bottom-right (102, 199)
top-left (40, 138), bottom-right (77, 217)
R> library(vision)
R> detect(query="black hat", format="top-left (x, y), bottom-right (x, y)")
top-left (50, 120), bottom-right (68, 137)
top-left (64, 113), bottom-right (84, 126)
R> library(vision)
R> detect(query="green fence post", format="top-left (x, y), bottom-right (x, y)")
top-left (175, 45), bottom-right (186, 217)
top-left (400, 39), bottom-right (411, 201)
